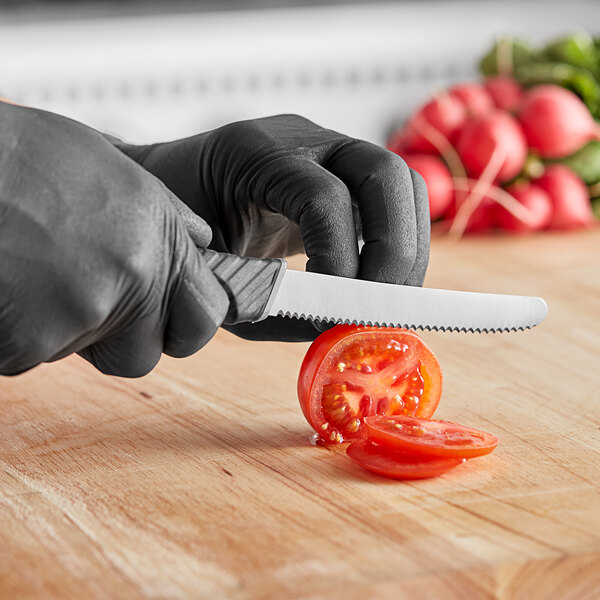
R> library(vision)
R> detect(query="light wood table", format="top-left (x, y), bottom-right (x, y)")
top-left (2, 230), bottom-right (599, 600)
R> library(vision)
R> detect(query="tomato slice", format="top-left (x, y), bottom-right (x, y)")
top-left (364, 414), bottom-right (498, 458)
top-left (347, 440), bottom-right (465, 480)
top-left (298, 325), bottom-right (441, 444)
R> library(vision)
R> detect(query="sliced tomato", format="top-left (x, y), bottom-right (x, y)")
top-left (364, 414), bottom-right (498, 458)
top-left (298, 325), bottom-right (441, 444)
top-left (346, 440), bottom-right (465, 480)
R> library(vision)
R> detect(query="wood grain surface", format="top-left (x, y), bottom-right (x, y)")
top-left (1, 230), bottom-right (599, 600)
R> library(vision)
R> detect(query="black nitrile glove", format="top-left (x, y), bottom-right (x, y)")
top-left (114, 114), bottom-right (430, 342)
top-left (0, 103), bottom-right (228, 377)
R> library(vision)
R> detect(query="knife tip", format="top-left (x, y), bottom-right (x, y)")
top-left (533, 297), bottom-right (549, 325)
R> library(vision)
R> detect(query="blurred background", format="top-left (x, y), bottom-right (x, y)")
top-left (2, 0), bottom-right (599, 145)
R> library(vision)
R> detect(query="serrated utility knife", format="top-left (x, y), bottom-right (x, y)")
top-left (202, 249), bottom-right (548, 333)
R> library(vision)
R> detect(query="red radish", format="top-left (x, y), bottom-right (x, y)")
top-left (452, 177), bottom-right (542, 234)
top-left (484, 76), bottom-right (525, 112)
top-left (402, 154), bottom-right (454, 219)
top-left (446, 190), bottom-right (496, 233)
top-left (519, 85), bottom-right (599, 158)
top-left (401, 94), bottom-right (467, 154)
top-left (449, 83), bottom-right (494, 117)
top-left (534, 165), bottom-right (594, 229)
top-left (456, 110), bottom-right (528, 182)
top-left (462, 197), bottom-right (497, 233)
top-left (496, 182), bottom-right (552, 232)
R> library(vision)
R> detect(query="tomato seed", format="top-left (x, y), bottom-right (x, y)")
top-left (411, 426), bottom-right (427, 436)
top-left (347, 418), bottom-right (361, 433)
top-left (444, 437), bottom-right (471, 445)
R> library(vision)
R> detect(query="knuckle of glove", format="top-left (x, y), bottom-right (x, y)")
top-left (118, 245), bottom-right (155, 291)
top-left (103, 357), bottom-right (159, 379)
top-left (296, 177), bottom-right (350, 219)
top-left (211, 120), bottom-right (255, 147)
top-left (363, 151), bottom-right (410, 190)
top-left (167, 313), bottom-right (220, 358)
top-left (81, 340), bottom-right (161, 379)
top-left (72, 292), bottom-right (113, 335)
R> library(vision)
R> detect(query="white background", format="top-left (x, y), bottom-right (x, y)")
top-left (1, 0), bottom-right (599, 145)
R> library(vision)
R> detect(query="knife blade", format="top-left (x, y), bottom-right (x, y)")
top-left (201, 249), bottom-right (548, 333)
top-left (267, 269), bottom-right (548, 333)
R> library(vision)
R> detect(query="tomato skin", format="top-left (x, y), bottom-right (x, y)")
top-left (364, 415), bottom-right (498, 458)
top-left (346, 440), bottom-right (465, 480)
top-left (297, 325), bottom-right (442, 443)
top-left (297, 324), bottom-right (358, 427)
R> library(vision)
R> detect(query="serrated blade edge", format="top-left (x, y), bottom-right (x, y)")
top-left (267, 270), bottom-right (548, 333)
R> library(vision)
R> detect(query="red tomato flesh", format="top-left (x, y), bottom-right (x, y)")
top-left (364, 414), bottom-right (498, 458)
top-left (298, 325), bottom-right (441, 444)
top-left (347, 440), bottom-right (465, 480)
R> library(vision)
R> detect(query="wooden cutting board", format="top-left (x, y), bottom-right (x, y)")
top-left (1, 230), bottom-right (599, 600)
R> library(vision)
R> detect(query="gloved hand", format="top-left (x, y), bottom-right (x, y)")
top-left (114, 114), bottom-right (430, 342)
top-left (0, 102), bottom-right (228, 377)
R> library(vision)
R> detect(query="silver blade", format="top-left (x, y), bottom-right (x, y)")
top-left (267, 270), bottom-right (548, 333)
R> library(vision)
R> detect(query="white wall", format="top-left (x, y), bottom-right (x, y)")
top-left (1, 1), bottom-right (598, 145)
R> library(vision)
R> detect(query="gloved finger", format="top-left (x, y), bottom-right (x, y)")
top-left (325, 141), bottom-right (417, 284)
top-left (224, 315), bottom-right (321, 342)
top-left (259, 158), bottom-right (359, 278)
top-left (78, 313), bottom-right (164, 378)
top-left (0, 333), bottom-right (41, 376)
top-left (163, 242), bottom-right (228, 358)
top-left (163, 183), bottom-right (213, 248)
top-left (404, 169), bottom-right (431, 287)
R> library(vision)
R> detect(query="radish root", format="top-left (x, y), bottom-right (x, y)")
top-left (454, 179), bottom-right (537, 222)
top-left (408, 110), bottom-right (537, 238)
top-left (448, 146), bottom-right (506, 238)
top-left (411, 115), bottom-right (468, 208)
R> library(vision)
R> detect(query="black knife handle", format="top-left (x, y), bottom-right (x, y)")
top-left (201, 249), bottom-right (287, 325)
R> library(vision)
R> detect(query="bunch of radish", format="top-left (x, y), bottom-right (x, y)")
top-left (388, 79), bottom-right (600, 235)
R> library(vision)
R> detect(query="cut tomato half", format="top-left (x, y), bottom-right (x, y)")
top-left (298, 325), bottom-right (442, 443)
top-left (364, 414), bottom-right (498, 458)
top-left (346, 440), bottom-right (465, 480)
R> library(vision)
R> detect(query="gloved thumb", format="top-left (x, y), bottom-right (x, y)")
top-left (163, 232), bottom-right (229, 358)
top-left (163, 184), bottom-right (213, 248)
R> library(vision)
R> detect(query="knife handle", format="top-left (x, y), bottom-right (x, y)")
top-left (200, 249), bottom-right (287, 325)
